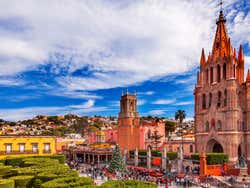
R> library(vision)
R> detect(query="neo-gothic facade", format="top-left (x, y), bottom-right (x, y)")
top-left (194, 10), bottom-right (249, 163)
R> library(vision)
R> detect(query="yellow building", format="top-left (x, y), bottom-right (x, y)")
top-left (0, 136), bottom-right (56, 159)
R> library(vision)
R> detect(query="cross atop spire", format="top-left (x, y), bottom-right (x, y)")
top-left (219, 0), bottom-right (223, 12)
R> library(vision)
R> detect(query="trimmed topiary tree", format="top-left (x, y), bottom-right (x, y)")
top-left (107, 145), bottom-right (127, 174)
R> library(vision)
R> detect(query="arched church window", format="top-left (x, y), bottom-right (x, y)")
top-left (223, 63), bottom-right (226, 80)
top-left (217, 120), bottom-right (222, 130)
top-left (210, 67), bottom-right (214, 83)
top-left (206, 121), bottom-right (209, 131)
top-left (202, 94), bottom-right (206, 109)
top-left (217, 64), bottom-right (221, 82)
top-left (209, 93), bottom-right (212, 107)
top-left (217, 91), bottom-right (222, 107)
top-left (224, 89), bottom-right (227, 106)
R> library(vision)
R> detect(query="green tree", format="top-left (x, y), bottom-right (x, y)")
top-left (165, 120), bottom-right (177, 140)
top-left (175, 110), bottom-right (186, 124)
top-left (108, 145), bottom-right (127, 174)
top-left (149, 130), bottom-right (163, 151)
top-left (72, 117), bottom-right (88, 136)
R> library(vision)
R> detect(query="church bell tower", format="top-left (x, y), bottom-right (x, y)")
top-left (117, 90), bottom-right (140, 153)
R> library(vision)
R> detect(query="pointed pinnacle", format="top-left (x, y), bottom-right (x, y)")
top-left (238, 44), bottom-right (244, 62)
top-left (200, 48), bottom-right (206, 66)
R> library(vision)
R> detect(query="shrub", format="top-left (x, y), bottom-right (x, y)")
top-left (206, 153), bottom-right (229, 165)
top-left (0, 166), bottom-right (13, 176)
top-left (3, 155), bottom-right (65, 167)
top-left (0, 179), bottom-right (15, 188)
top-left (167, 152), bottom-right (178, 160)
top-left (151, 150), bottom-right (161, 157)
top-left (191, 153), bottom-right (229, 165)
top-left (49, 155), bottom-right (65, 164)
top-left (10, 176), bottom-right (34, 188)
top-left (32, 179), bottom-right (42, 188)
top-left (41, 177), bottom-right (93, 188)
top-left (129, 150), bottom-right (177, 160)
top-left (22, 158), bottom-right (59, 167)
top-left (4, 157), bottom-right (24, 167)
top-left (100, 180), bottom-right (156, 188)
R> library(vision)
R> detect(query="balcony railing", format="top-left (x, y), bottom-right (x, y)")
top-left (43, 149), bottom-right (51, 154)
top-left (0, 150), bottom-right (39, 155)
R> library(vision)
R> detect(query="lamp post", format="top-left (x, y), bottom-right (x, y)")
top-left (91, 162), bottom-right (95, 180)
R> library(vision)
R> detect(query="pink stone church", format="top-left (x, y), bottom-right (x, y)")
top-left (194, 10), bottom-right (249, 163)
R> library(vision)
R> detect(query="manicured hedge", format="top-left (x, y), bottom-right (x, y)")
top-left (10, 176), bottom-right (34, 188)
top-left (41, 177), bottom-right (93, 188)
top-left (167, 152), bottom-right (178, 160)
top-left (0, 156), bottom-right (92, 188)
top-left (22, 158), bottom-right (59, 167)
top-left (0, 179), bottom-right (15, 188)
top-left (191, 153), bottom-right (229, 165)
top-left (3, 154), bottom-right (65, 167)
top-left (32, 179), bottom-right (42, 188)
top-left (0, 166), bottom-right (13, 176)
top-left (129, 150), bottom-right (177, 160)
top-left (100, 180), bottom-right (156, 188)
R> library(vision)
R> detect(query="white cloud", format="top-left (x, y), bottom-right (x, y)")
top-left (152, 99), bottom-right (176, 105)
top-left (0, 99), bottom-right (107, 121)
top-left (174, 101), bottom-right (194, 106)
top-left (50, 89), bottom-right (101, 99)
top-left (0, 77), bottom-right (25, 86)
top-left (148, 109), bottom-right (166, 116)
top-left (137, 99), bottom-right (146, 106)
top-left (0, 0), bottom-right (239, 90)
top-left (0, 0), bottom-right (248, 91)
top-left (137, 91), bottom-right (155, 96)
top-left (175, 75), bottom-right (196, 84)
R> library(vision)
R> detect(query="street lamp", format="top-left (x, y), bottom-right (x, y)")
top-left (91, 162), bottom-right (95, 180)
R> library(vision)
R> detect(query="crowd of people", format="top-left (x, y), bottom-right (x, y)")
top-left (67, 158), bottom-right (250, 188)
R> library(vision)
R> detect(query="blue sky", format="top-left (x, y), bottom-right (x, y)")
top-left (0, 0), bottom-right (250, 121)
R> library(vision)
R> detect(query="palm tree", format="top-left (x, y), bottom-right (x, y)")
top-left (175, 110), bottom-right (186, 124)
top-left (175, 110), bottom-right (186, 151)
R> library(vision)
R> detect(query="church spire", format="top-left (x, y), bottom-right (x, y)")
top-left (211, 7), bottom-right (229, 61)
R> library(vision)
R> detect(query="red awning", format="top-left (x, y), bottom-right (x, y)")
top-left (176, 174), bottom-right (186, 178)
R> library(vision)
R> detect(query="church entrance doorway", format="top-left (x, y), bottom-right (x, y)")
top-left (213, 143), bottom-right (223, 153)
top-left (206, 139), bottom-right (223, 153)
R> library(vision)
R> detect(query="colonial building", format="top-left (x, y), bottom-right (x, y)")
top-left (0, 136), bottom-right (56, 159)
top-left (194, 9), bottom-right (248, 162)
